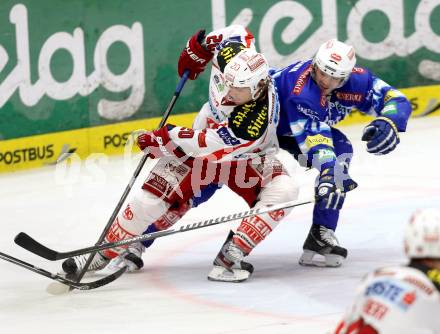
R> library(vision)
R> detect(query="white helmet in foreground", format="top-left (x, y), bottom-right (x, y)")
top-left (223, 49), bottom-right (269, 100)
top-left (313, 39), bottom-right (356, 84)
top-left (404, 208), bottom-right (440, 259)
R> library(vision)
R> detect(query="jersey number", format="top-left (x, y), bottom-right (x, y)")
top-left (206, 34), bottom-right (223, 51)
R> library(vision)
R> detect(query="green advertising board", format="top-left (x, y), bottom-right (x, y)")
top-left (0, 0), bottom-right (439, 172)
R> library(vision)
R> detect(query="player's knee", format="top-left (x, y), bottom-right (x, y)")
top-left (128, 189), bottom-right (170, 225)
top-left (286, 181), bottom-right (299, 202)
top-left (268, 174), bottom-right (299, 203)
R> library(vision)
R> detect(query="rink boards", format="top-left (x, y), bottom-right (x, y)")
top-left (0, 84), bottom-right (439, 173)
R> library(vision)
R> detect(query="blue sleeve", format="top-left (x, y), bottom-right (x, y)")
top-left (358, 74), bottom-right (412, 132)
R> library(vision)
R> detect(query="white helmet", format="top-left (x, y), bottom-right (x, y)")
top-left (223, 49), bottom-right (269, 100)
top-left (313, 39), bottom-right (356, 81)
top-left (404, 208), bottom-right (440, 259)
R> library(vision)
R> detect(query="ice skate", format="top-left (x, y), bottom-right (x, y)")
top-left (105, 242), bottom-right (145, 273)
top-left (299, 224), bottom-right (347, 267)
top-left (207, 231), bottom-right (254, 282)
top-left (62, 251), bottom-right (111, 276)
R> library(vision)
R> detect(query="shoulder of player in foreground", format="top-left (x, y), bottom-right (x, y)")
top-left (270, 59), bottom-right (313, 79)
top-left (344, 66), bottom-right (372, 87)
top-left (372, 265), bottom-right (439, 296)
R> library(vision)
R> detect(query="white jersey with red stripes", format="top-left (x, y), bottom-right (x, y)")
top-left (167, 81), bottom-right (279, 163)
top-left (334, 265), bottom-right (440, 334)
top-left (167, 25), bottom-right (279, 163)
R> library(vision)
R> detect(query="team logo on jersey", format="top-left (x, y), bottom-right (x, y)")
top-left (247, 106), bottom-right (268, 138)
top-left (229, 99), bottom-right (269, 140)
top-left (306, 134), bottom-right (333, 149)
top-left (363, 299), bottom-right (389, 320)
top-left (231, 102), bottom-right (254, 126)
top-left (317, 148), bottom-right (336, 161)
top-left (365, 280), bottom-right (417, 310)
top-left (335, 92), bottom-right (364, 103)
top-left (297, 104), bottom-right (319, 120)
top-left (325, 100), bottom-right (353, 125)
top-left (403, 276), bottom-right (435, 295)
top-left (292, 65), bottom-right (312, 95)
top-left (216, 127), bottom-right (241, 146)
top-left (382, 102), bottom-right (398, 115)
top-left (384, 89), bottom-right (401, 103)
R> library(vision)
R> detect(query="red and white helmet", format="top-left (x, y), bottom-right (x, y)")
top-left (223, 49), bottom-right (269, 100)
top-left (313, 39), bottom-right (356, 83)
top-left (404, 208), bottom-right (440, 259)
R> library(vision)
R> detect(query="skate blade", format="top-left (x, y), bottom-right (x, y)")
top-left (207, 265), bottom-right (251, 283)
top-left (299, 250), bottom-right (344, 268)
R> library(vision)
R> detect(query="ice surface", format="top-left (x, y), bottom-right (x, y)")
top-left (1, 117), bottom-right (439, 334)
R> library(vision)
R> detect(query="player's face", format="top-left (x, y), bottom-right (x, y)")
top-left (224, 86), bottom-right (253, 105)
top-left (314, 67), bottom-right (344, 95)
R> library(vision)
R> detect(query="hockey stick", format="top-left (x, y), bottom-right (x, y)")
top-left (15, 198), bottom-right (313, 261)
top-left (73, 70), bottom-right (190, 285)
top-left (0, 251), bottom-right (127, 290)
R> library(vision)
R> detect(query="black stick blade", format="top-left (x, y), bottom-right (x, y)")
top-left (0, 250), bottom-right (126, 292)
top-left (14, 232), bottom-right (59, 260)
top-left (67, 266), bottom-right (127, 290)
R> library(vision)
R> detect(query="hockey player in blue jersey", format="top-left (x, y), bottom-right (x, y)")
top-left (170, 31), bottom-right (412, 270)
top-left (272, 39), bottom-right (412, 267)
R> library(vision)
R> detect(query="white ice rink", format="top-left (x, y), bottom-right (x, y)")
top-left (1, 117), bottom-right (439, 334)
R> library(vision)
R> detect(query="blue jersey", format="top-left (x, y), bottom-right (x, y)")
top-left (271, 60), bottom-right (412, 169)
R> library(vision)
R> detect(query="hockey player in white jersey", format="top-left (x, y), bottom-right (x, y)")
top-left (62, 26), bottom-right (299, 283)
top-left (333, 208), bottom-right (440, 334)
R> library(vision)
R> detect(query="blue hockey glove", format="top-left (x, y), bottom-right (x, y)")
top-left (315, 167), bottom-right (358, 210)
top-left (361, 117), bottom-right (400, 155)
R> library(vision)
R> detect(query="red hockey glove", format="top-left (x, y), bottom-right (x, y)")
top-left (136, 125), bottom-right (185, 159)
top-left (178, 30), bottom-right (213, 80)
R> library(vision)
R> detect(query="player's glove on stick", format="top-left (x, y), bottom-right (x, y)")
top-left (178, 30), bottom-right (213, 80)
top-left (361, 117), bottom-right (400, 155)
top-left (136, 125), bottom-right (186, 159)
top-left (315, 167), bottom-right (358, 210)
